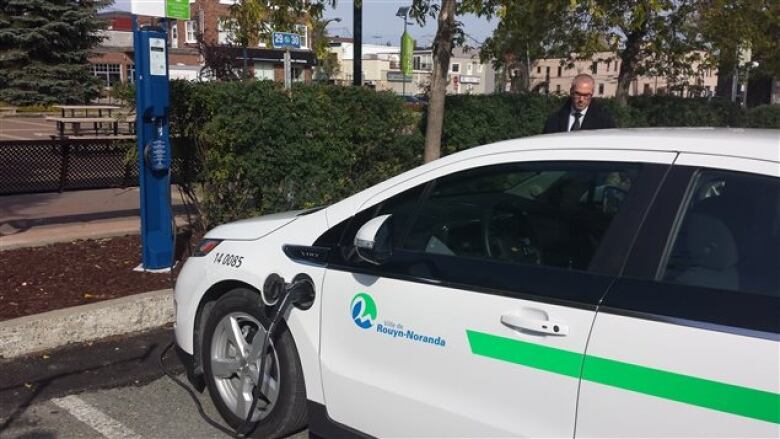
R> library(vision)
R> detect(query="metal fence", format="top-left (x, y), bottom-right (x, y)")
top-left (0, 139), bottom-right (196, 195)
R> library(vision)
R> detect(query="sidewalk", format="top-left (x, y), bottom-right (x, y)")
top-left (0, 187), bottom-right (189, 251)
top-left (0, 187), bottom-right (189, 358)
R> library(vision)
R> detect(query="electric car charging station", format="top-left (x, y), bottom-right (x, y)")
top-left (116, 0), bottom-right (186, 271)
top-left (133, 22), bottom-right (174, 271)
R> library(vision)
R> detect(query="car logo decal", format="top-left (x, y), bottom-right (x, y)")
top-left (350, 292), bottom-right (377, 329)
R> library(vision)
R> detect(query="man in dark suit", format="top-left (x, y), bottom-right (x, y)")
top-left (543, 73), bottom-right (616, 133)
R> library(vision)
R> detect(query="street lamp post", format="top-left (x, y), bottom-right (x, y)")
top-left (396, 7), bottom-right (411, 97)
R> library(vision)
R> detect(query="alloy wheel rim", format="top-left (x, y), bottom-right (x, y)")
top-left (210, 312), bottom-right (280, 422)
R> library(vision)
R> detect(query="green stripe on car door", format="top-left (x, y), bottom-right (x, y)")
top-left (466, 330), bottom-right (780, 424)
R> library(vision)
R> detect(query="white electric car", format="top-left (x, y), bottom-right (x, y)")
top-left (174, 128), bottom-right (780, 438)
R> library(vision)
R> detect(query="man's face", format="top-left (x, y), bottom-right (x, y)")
top-left (570, 80), bottom-right (594, 111)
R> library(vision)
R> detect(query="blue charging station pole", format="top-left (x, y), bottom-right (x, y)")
top-left (132, 16), bottom-right (174, 270)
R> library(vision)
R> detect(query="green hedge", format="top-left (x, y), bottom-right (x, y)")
top-left (169, 81), bottom-right (421, 226)
top-left (439, 94), bottom-right (778, 154)
top-left (744, 104), bottom-right (780, 129)
top-left (163, 81), bottom-right (778, 227)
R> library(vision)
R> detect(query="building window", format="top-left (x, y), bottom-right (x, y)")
top-left (598, 83), bottom-right (605, 95)
top-left (170, 24), bottom-right (178, 48)
top-left (451, 63), bottom-right (460, 73)
top-left (557, 66), bottom-right (562, 77)
top-left (91, 63), bottom-right (121, 87)
top-left (294, 24), bottom-right (308, 48)
top-left (127, 64), bottom-right (135, 83)
top-left (478, 64), bottom-right (483, 73)
top-left (218, 17), bottom-right (235, 44)
top-left (591, 62), bottom-right (598, 74)
top-left (546, 66), bottom-right (550, 77)
top-left (537, 66), bottom-right (541, 74)
top-left (643, 83), bottom-right (651, 95)
top-left (413, 55), bottom-right (420, 70)
top-left (291, 66), bottom-right (304, 82)
top-left (556, 84), bottom-right (561, 93)
top-left (466, 63), bottom-right (472, 74)
top-left (254, 62), bottom-right (274, 81)
top-left (185, 20), bottom-right (197, 43)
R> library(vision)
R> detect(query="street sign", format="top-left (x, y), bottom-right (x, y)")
top-left (115, 0), bottom-right (190, 20)
top-left (165, 0), bottom-right (190, 20)
top-left (387, 71), bottom-right (413, 82)
top-left (273, 32), bottom-right (302, 49)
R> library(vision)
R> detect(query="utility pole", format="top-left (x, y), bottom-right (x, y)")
top-left (284, 48), bottom-right (291, 90)
top-left (353, 1), bottom-right (362, 86)
top-left (403, 17), bottom-right (408, 97)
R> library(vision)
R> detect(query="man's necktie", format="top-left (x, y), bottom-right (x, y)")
top-left (571, 112), bottom-right (582, 131)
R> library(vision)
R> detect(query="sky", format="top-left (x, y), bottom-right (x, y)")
top-left (322, 1), bottom-right (497, 48)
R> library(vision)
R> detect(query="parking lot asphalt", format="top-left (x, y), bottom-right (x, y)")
top-left (0, 117), bottom-right (57, 141)
top-left (0, 327), bottom-right (308, 439)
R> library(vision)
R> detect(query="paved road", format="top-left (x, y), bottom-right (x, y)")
top-left (0, 117), bottom-right (57, 141)
top-left (0, 328), bottom-right (308, 439)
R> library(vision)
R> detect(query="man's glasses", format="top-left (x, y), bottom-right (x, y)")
top-left (572, 91), bottom-right (593, 99)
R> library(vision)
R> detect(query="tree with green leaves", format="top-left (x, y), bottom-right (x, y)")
top-left (486, 1), bottom-right (712, 105)
top-left (310, 17), bottom-right (341, 81)
top-left (696, 0), bottom-right (779, 100)
top-left (480, 2), bottom-right (567, 93)
top-left (410, 0), bottom-right (500, 162)
top-left (224, 0), bottom-right (335, 76)
top-left (199, 0), bottom-right (333, 82)
top-left (225, 0), bottom-right (268, 78)
top-left (0, 0), bottom-right (109, 106)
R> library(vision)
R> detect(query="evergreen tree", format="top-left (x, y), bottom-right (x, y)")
top-left (0, 0), bottom-right (109, 105)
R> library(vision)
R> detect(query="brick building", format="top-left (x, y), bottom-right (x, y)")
top-left (89, 1), bottom-right (316, 87)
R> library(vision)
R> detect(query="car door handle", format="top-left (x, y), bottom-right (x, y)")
top-left (500, 314), bottom-right (569, 336)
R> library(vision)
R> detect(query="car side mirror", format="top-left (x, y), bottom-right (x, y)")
top-left (354, 214), bottom-right (393, 265)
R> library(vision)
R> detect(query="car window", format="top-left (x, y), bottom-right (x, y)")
top-left (336, 184), bottom-right (427, 264)
top-left (661, 170), bottom-right (780, 297)
top-left (402, 162), bottom-right (639, 271)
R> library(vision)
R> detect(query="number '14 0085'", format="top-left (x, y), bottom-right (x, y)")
top-left (213, 252), bottom-right (243, 268)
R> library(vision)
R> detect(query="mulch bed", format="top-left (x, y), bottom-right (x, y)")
top-left (0, 232), bottom-right (199, 321)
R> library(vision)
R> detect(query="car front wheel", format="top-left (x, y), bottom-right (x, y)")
top-left (202, 288), bottom-right (307, 438)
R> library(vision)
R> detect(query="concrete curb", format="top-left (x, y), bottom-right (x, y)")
top-left (0, 289), bottom-right (174, 359)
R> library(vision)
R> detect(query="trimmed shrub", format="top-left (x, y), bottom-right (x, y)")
top-left (439, 93), bottom-right (561, 154)
top-left (170, 81), bottom-right (421, 226)
top-left (159, 81), bottom-right (779, 228)
top-left (626, 96), bottom-right (744, 127)
top-left (745, 104), bottom-right (780, 129)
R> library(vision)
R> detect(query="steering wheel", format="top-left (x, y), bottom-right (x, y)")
top-left (483, 207), bottom-right (542, 264)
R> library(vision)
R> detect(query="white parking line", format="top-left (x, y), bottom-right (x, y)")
top-left (51, 395), bottom-right (142, 439)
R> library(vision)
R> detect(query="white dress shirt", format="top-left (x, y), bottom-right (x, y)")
top-left (567, 105), bottom-right (589, 131)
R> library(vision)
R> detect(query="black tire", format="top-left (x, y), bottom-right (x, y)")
top-left (201, 288), bottom-right (307, 438)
